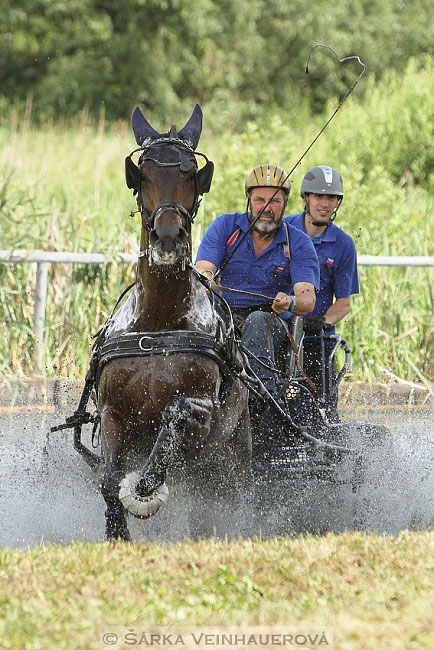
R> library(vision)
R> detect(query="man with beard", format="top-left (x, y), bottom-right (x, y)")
top-left (195, 163), bottom-right (319, 401)
top-left (285, 165), bottom-right (359, 421)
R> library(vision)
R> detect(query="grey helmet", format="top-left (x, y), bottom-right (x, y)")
top-left (300, 166), bottom-right (343, 198)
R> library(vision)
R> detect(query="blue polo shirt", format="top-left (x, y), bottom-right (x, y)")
top-left (196, 211), bottom-right (319, 320)
top-left (285, 212), bottom-right (359, 332)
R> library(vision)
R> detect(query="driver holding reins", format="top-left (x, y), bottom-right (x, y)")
top-left (195, 163), bottom-right (319, 401)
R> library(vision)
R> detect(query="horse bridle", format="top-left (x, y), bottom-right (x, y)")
top-left (127, 137), bottom-right (211, 230)
top-left (145, 199), bottom-right (193, 230)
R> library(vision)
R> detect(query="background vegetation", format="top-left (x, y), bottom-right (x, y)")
top-left (2, 0), bottom-right (434, 123)
top-left (1, 0), bottom-right (433, 382)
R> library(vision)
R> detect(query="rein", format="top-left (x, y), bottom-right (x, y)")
top-left (190, 264), bottom-right (276, 302)
top-left (212, 284), bottom-right (276, 302)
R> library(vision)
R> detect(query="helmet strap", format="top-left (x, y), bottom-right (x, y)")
top-left (304, 196), bottom-right (329, 227)
top-left (306, 213), bottom-right (330, 227)
top-left (304, 195), bottom-right (342, 226)
top-left (330, 197), bottom-right (343, 221)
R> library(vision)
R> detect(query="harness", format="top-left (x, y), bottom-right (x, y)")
top-left (95, 329), bottom-right (241, 393)
top-left (73, 269), bottom-right (246, 421)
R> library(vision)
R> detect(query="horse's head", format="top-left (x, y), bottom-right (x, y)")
top-left (125, 106), bottom-right (214, 267)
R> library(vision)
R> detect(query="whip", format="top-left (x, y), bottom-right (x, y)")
top-left (214, 44), bottom-right (367, 279)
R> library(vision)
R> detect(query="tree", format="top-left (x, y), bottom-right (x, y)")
top-left (1, 0), bottom-right (433, 121)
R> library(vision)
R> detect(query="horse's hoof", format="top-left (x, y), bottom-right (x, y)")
top-left (119, 471), bottom-right (169, 518)
top-left (106, 530), bottom-right (132, 543)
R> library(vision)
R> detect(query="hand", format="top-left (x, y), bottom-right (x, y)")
top-left (272, 292), bottom-right (291, 315)
top-left (303, 316), bottom-right (333, 335)
top-left (209, 275), bottom-right (221, 288)
top-left (198, 268), bottom-right (220, 291)
top-left (195, 263), bottom-right (219, 288)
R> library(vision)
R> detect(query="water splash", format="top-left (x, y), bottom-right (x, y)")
top-left (0, 409), bottom-right (432, 548)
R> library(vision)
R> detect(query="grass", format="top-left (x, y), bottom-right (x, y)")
top-left (1, 71), bottom-right (433, 382)
top-left (0, 532), bottom-right (432, 650)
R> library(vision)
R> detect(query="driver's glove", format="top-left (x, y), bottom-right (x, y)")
top-left (303, 316), bottom-right (333, 335)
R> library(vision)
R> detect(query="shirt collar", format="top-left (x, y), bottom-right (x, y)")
top-left (297, 211), bottom-right (337, 242)
top-left (315, 221), bottom-right (337, 242)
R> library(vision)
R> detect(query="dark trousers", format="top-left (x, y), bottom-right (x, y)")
top-left (302, 339), bottom-right (339, 422)
top-left (234, 309), bottom-right (287, 398)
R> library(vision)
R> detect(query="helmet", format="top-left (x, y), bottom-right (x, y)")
top-left (300, 165), bottom-right (343, 198)
top-left (245, 164), bottom-right (291, 195)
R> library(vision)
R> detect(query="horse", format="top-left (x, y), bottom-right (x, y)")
top-left (81, 105), bottom-right (251, 541)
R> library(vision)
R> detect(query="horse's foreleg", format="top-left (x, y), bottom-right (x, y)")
top-left (119, 396), bottom-right (213, 519)
top-left (100, 410), bottom-right (131, 542)
top-left (119, 424), bottom-right (174, 519)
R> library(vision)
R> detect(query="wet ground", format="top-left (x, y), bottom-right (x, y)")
top-left (0, 408), bottom-right (432, 547)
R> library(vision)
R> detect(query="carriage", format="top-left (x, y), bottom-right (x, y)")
top-left (51, 105), bottom-right (386, 540)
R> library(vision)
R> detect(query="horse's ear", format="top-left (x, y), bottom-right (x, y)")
top-left (132, 106), bottom-right (160, 145)
top-left (178, 104), bottom-right (203, 150)
top-left (125, 155), bottom-right (141, 191)
top-left (197, 160), bottom-right (214, 194)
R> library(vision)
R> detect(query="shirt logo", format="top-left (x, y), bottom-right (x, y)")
top-left (325, 257), bottom-right (334, 265)
top-left (275, 266), bottom-right (285, 273)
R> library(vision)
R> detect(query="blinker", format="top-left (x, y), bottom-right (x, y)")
top-left (125, 155), bottom-right (141, 193)
top-left (196, 160), bottom-right (214, 194)
top-left (125, 147), bottom-right (214, 196)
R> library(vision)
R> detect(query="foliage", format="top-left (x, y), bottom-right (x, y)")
top-left (1, 0), bottom-right (434, 122)
top-left (323, 57), bottom-right (434, 192)
top-left (0, 532), bottom-right (433, 650)
top-left (0, 61), bottom-right (433, 382)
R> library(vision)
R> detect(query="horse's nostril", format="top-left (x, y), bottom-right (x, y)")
top-left (177, 228), bottom-right (188, 245)
top-left (149, 229), bottom-right (159, 248)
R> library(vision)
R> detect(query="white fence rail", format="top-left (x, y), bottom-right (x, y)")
top-left (1, 249), bottom-right (433, 374)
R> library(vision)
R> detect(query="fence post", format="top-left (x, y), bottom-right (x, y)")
top-left (33, 261), bottom-right (49, 375)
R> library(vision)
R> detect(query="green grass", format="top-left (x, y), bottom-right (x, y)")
top-left (1, 65), bottom-right (433, 382)
top-left (0, 532), bottom-right (432, 650)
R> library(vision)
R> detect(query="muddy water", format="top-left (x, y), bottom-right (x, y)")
top-left (0, 409), bottom-right (432, 547)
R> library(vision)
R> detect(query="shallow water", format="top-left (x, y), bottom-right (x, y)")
top-left (251, 409), bottom-right (433, 537)
top-left (0, 408), bottom-right (432, 548)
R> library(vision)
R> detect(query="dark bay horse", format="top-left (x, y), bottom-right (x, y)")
top-left (89, 106), bottom-right (250, 540)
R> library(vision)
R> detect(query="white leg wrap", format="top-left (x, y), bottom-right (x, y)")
top-left (119, 471), bottom-right (169, 519)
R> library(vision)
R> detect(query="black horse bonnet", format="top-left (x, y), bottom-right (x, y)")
top-left (124, 105), bottom-right (214, 214)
